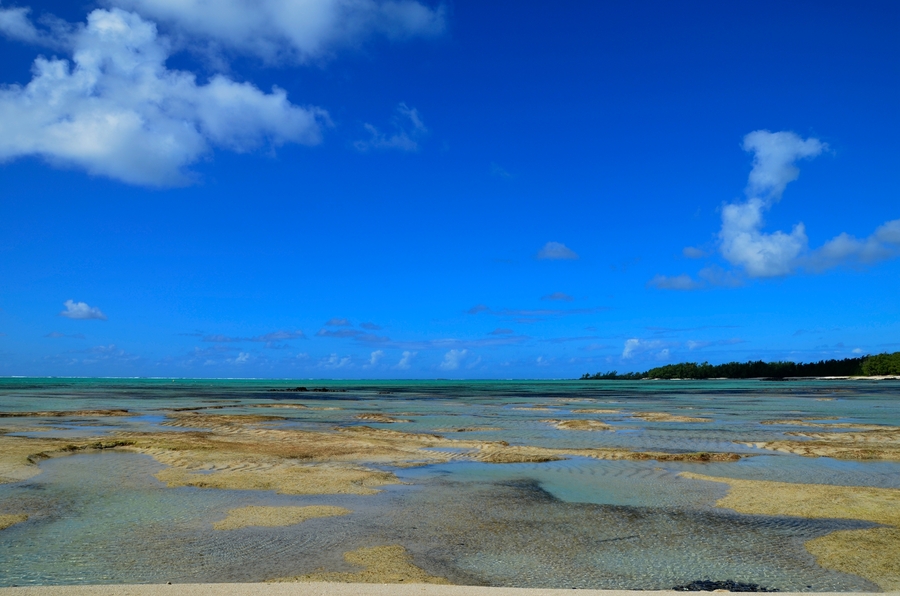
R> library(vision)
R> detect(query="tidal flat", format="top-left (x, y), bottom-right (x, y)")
top-left (0, 378), bottom-right (899, 591)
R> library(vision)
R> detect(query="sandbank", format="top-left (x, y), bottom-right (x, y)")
top-left (0, 513), bottom-right (27, 530)
top-left (631, 412), bottom-right (711, 423)
top-left (543, 419), bottom-right (612, 431)
top-left (272, 545), bottom-right (449, 585)
top-left (681, 472), bottom-right (900, 590)
top-left (212, 505), bottom-right (350, 530)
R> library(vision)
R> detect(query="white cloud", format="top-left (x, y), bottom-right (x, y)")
top-left (368, 349), bottom-right (384, 365)
top-left (234, 352), bottom-right (250, 364)
top-left (536, 241), bottom-right (579, 260)
top-left (622, 338), bottom-right (666, 359)
top-left (109, 0), bottom-right (446, 64)
top-left (60, 299), bottom-right (107, 320)
top-left (682, 246), bottom-right (707, 259)
top-left (0, 5), bottom-right (69, 47)
top-left (320, 353), bottom-right (350, 368)
top-left (0, 8), bottom-right (328, 185)
top-left (742, 130), bottom-right (826, 201)
top-left (718, 130), bottom-right (825, 277)
top-left (396, 350), bottom-right (415, 369)
top-left (655, 130), bottom-right (900, 288)
top-left (438, 348), bottom-right (467, 370)
top-left (805, 219), bottom-right (900, 271)
top-left (354, 102), bottom-right (426, 151)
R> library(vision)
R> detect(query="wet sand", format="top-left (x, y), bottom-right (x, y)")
top-left (272, 545), bottom-right (450, 584)
top-left (1, 402), bottom-right (895, 590)
top-left (681, 472), bottom-right (900, 590)
top-left (0, 586), bottom-right (890, 596)
top-left (212, 506), bottom-right (350, 530)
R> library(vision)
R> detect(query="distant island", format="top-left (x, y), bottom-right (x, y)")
top-left (581, 351), bottom-right (900, 380)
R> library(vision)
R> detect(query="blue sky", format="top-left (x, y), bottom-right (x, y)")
top-left (1, 1), bottom-right (898, 378)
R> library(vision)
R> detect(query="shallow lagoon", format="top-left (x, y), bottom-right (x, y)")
top-left (0, 378), bottom-right (898, 590)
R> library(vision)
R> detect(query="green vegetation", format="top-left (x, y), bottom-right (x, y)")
top-left (580, 352), bottom-right (900, 380)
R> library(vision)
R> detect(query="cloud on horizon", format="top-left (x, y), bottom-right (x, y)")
top-left (59, 300), bottom-right (107, 320)
top-left (203, 329), bottom-right (305, 342)
top-left (438, 348), bottom-right (467, 370)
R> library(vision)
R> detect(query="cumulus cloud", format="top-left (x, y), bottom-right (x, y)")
top-left (354, 102), bottom-right (426, 151)
top-left (805, 219), bottom-right (900, 271)
top-left (718, 130), bottom-right (825, 277)
top-left (653, 130), bottom-right (900, 288)
top-left (60, 300), bottom-right (107, 320)
top-left (0, 8), bottom-right (328, 185)
top-left (541, 292), bottom-right (573, 302)
top-left (622, 338), bottom-right (668, 359)
top-left (368, 349), bottom-right (384, 365)
top-left (438, 348), bottom-right (467, 370)
top-left (536, 241), bottom-right (578, 260)
top-left (396, 350), bottom-right (415, 369)
top-left (109, 0), bottom-right (446, 64)
top-left (320, 353), bottom-right (350, 368)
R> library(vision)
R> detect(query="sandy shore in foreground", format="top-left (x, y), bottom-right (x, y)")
top-left (0, 585), bottom-right (893, 596)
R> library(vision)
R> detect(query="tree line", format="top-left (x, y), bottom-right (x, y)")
top-left (580, 351), bottom-right (900, 380)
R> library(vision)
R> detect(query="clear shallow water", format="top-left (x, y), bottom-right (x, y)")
top-left (0, 377), bottom-right (898, 590)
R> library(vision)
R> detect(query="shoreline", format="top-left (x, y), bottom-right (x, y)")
top-left (0, 585), bottom-right (894, 596)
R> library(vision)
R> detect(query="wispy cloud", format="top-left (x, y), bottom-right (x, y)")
top-left (360, 322), bottom-right (382, 330)
top-left (316, 328), bottom-right (390, 342)
top-left (489, 328), bottom-right (514, 335)
top-left (354, 103), bottom-right (427, 152)
top-left (491, 162), bottom-right (511, 178)
top-left (45, 331), bottom-right (86, 339)
top-left (467, 305), bottom-right (606, 319)
top-left (647, 274), bottom-right (703, 291)
top-left (536, 241), bottom-right (579, 260)
top-left (203, 329), bottom-right (304, 343)
top-left (541, 292), bottom-right (573, 302)
top-left (325, 318), bottom-right (351, 326)
top-left (110, 0), bottom-right (446, 64)
top-left (60, 300), bottom-right (107, 320)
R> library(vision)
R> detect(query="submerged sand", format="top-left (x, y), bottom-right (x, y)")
top-left (0, 513), bottom-right (27, 530)
top-left (213, 506), bottom-right (350, 530)
top-left (681, 472), bottom-right (900, 591)
top-left (272, 545), bottom-right (449, 585)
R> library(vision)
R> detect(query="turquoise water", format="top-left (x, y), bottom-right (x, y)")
top-left (1, 378), bottom-right (898, 590)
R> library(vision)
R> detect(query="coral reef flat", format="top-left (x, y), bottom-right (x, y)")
top-left (1, 378), bottom-right (899, 591)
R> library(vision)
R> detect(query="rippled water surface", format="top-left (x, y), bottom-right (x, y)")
top-left (1, 377), bottom-right (898, 590)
